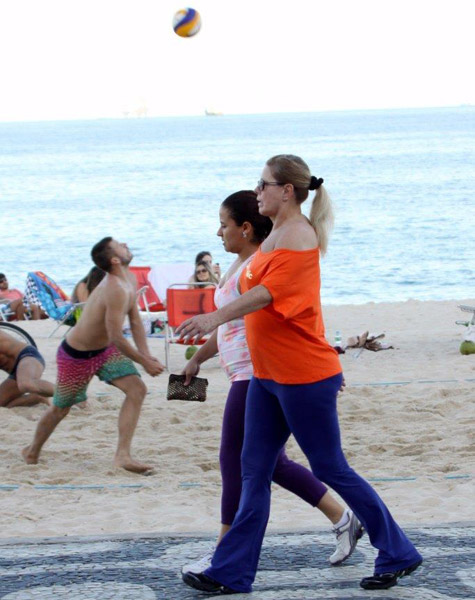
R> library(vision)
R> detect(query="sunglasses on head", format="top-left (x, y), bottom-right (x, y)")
top-left (257, 179), bottom-right (285, 192)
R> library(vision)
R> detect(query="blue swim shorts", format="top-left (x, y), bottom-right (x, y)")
top-left (8, 345), bottom-right (46, 380)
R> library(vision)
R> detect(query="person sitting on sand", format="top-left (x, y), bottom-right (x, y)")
top-left (0, 329), bottom-right (53, 408)
top-left (22, 237), bottom-right (165, 474)
top-left (71, 266), bottom-right (106, 303)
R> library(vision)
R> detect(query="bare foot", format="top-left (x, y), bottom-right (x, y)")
top-left (77, 401), bottom-right (89, 410)
top-left (114, 456), bottom-right (155, 475)
top-left (22, 446), bottom-right (39, 465)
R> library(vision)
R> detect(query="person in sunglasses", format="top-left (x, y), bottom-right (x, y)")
top-left (178, 155), bottom-right (422, 594)
top-left (194, 250), bottom-right (222, 280)
top-left (189, 260), bottom-right (219, 289)
top-left (181, 190), bottom-right (362, 578)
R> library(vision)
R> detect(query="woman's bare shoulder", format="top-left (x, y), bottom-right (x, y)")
top-left (274, 220), bottom-right (317, 250)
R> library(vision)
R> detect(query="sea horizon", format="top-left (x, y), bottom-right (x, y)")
top-left (1, 103), bottom-right (473, 125)
top-left (1, 105), bottom-right (474, 306)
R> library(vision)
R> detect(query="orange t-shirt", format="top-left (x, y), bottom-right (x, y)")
top-left (239, 247), bottom-right (341, 384)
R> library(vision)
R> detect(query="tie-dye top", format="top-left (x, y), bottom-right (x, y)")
top-left (214, 256), bottom-right (254, 382)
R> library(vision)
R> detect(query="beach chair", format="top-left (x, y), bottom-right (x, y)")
top-left (24, 271), bottom-right (84, 337)
top-left (129, 266), bottom-right (165, 315)
top-left (0, 300), bottom-right (16, 322)
top-left (164, 283), bottom-right (216, 370)
top-left (148, 263), bottom-right (194, 307)
top-left (456, 305), bottom-right (475, 327)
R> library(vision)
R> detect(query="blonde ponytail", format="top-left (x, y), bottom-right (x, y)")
top-left (266, 154), bottom-right (334, 254)
top-left (309, 185), bottom-right (334, 255)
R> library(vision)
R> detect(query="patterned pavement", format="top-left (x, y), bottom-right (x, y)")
top-left (0, 524), bottom-right (474, 599)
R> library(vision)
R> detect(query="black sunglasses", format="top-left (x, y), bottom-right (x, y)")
top-left (257, 179), bottom-right (285, 192)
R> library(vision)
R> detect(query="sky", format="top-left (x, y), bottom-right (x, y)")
top-left (0, 0), bottom-right (473, 121)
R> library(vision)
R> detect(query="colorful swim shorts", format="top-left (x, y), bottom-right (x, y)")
top-left (53, 339), bottom-right (140, 408)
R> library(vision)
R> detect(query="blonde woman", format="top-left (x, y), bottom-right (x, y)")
top-left (179, 155), bottom-right (422, 594)
top-left (189, 261), bottom-right (219, 289)
top-left (182, 190), bottom-right (362, 576)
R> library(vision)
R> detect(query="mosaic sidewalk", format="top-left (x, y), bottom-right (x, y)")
top-left (0, 524), bottom-right (474, 599)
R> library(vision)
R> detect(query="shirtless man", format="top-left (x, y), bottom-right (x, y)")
top-left (22, 237), bottom-right (165, 474)
top-left (0, 330), bottom-right (53, 407)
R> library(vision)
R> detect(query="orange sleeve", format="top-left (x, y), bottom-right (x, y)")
top-left (259, 252), bottom-right (317, 320)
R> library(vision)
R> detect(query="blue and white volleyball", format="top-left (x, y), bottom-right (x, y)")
top-left (173, 8), bottom-right (201, 38)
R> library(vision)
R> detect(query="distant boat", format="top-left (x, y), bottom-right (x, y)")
top-left (205, 108), bottom-right (223, 116)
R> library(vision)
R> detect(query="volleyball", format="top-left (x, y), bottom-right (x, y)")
top-left (173, 8), bottom-right (201, 38)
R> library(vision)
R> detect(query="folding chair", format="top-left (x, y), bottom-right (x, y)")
top-left (165, 283), bottom-right (216, 370)
top-left (0, 300), bottom-right (16, 322)
top-left (148, 263), bottom-right (194, 307)
top-left (24, 271), bottom-right (84, 337)
top-left (129, 266), bottom-right (166, 316)
top-left (456, 305), bottom-right (475, 327)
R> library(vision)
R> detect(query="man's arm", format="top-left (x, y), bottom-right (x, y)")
top-left (105, 288), bottom-right (163, 375)
top-left (128, 301), bottom-right (151, 357)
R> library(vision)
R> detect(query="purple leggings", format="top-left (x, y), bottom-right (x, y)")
top-left (219, 379), bottom-right (327, 525)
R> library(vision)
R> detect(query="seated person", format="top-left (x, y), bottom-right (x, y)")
top-left (193, 251), bottom-right (221, 280)
top-left (71, 266), bottom-right (106, 303)
top-left (189, 260), bottom-right (219, 289)
top-left (0, 273), bottom-right (47, 320)
top-left (0, 329), bottom-right (53, 407)
top-left (0, 273), bottom-right (27, 320)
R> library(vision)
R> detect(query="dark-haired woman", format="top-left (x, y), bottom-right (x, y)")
top-left (71, 266), bottom-right (106, 303)
top-left (179, 157), bottom-right (422, 594)
top-left (181, 190), bottom-right (362, 576)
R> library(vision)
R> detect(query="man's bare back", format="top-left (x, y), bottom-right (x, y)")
top-left (0, 331), bottom-right (26, 374)
top-left (0, 330), bottom-right (53, 408)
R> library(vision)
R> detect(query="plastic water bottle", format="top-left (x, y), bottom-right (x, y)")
top-left (334, 330), bottom-right (342, 347)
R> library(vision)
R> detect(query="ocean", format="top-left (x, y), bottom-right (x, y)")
top-left (1, 106), bottom-right (474, 305)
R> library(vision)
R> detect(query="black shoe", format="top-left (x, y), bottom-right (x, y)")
top-left (182, 571), bottom-right (239, 595)
top-left (360, 559), bottom-right (422, 590)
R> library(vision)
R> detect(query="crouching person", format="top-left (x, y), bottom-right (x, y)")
top-left (0, 330), bottom-right (53, 408)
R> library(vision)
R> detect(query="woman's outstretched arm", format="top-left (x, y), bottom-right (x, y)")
top-left (176, 285), bottom-right (272, 343)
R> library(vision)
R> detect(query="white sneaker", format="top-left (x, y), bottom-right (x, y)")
top-left (181, 550), bottom-right (214, 575)
top-left (329, 509), bottom-right (364, 566)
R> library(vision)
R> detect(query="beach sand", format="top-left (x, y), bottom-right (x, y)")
top-left (1, 298), bottom-right (474, 539)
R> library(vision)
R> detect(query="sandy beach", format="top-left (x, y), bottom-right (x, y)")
top-left (1, 298), bottom-right (474, 540)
